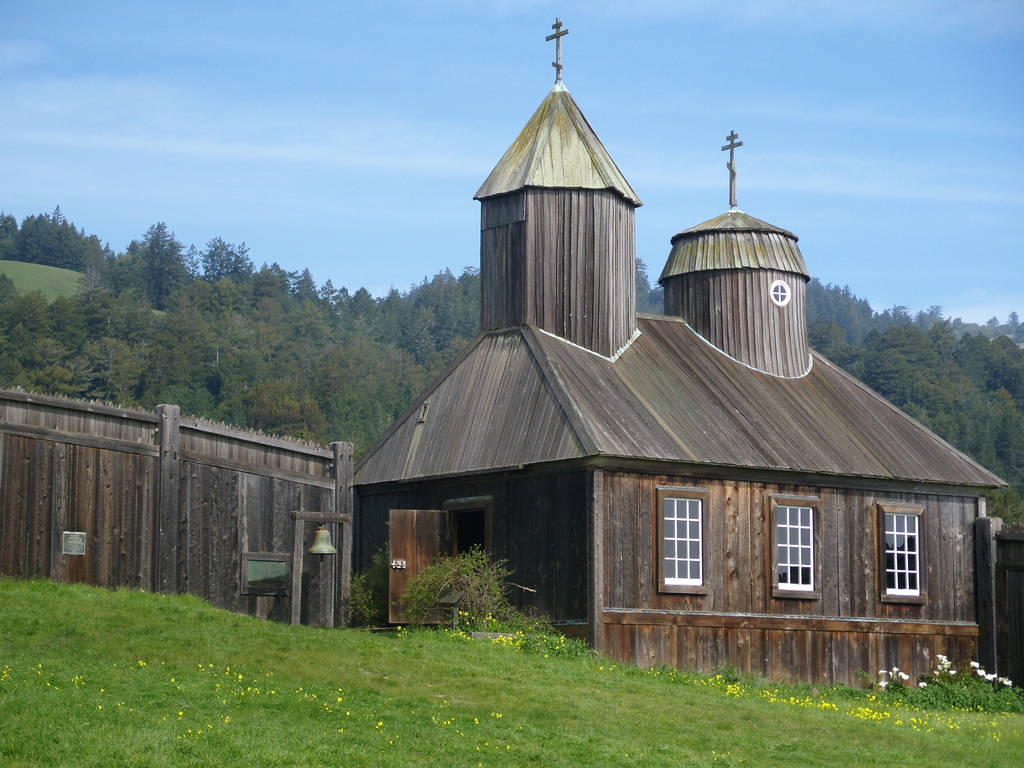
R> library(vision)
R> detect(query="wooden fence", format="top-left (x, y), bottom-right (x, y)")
top-left (0, 389), bottom-right (351, 627)
top-left (976, 517), bottom-right (1024, 684)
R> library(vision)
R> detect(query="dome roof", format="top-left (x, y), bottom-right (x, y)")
top-left (659, 209), bottom-right (808, 283)
top-left (475, 83), bottom-right (641, 206)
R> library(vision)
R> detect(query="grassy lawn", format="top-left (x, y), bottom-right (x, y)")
top-left (0, 579), bottom-right (1021, 767)
top-left (0, 260), bottom-right (82, 300)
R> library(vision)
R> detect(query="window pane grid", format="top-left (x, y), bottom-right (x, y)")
top-left (885, 512), bottom-right (920, 595)
top-left (776, 505), bottom-right (814, 591)
top-left (664, 498), bottom-right (702, 586)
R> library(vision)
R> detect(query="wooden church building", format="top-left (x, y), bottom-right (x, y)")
top-left (353, 26), bottom-right (1004, 685)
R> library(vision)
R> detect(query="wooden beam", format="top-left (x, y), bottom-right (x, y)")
top-left (291, 517), bottom-right (305, 626)
top-left (155, 404), bottom-right (181, 593)
top-left (356, 454), bottom-right (996, 498)
top-left (179, 450), bottom-right (334, 488)
top-left (588, 468), bottom-right (605, 651)
top-left (601, 609), bottom-right (979, 637)
top-left (0, 423), bottom-right (159, 457)
top-left (335, 441), bottom-right (354, 628)
top-left (178, 418), bottom-right (333, 458)
top-left (290, 511), bottom-right (351, 523)
top-left (0, 389), bottom-right (159, 421)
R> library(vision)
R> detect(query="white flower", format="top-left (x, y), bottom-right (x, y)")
top-left (918, 682), bottom-right (928, 688)
top-left (971, 661), bottom-right (981, 669)
top-left (879, 670), bottom-right (889, 677)
top-left (999, 678), bottom-right (1013, 687)
top-left (986, 672), bottom-right (998, 681)
top-left (899, 672), bottom-right (909, 681)
top-left (878, 680), bottom-right (888, 689)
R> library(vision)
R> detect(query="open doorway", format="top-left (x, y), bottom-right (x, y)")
top-left (444, 496), bottom-right (493, 556)
top-left (450, 508), bottom-right (485, 554)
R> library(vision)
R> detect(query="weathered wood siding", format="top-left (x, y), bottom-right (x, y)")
top-left (0, 390), bottom-right (351, 627)
top-left (480, 188), bottom-right (636, 357)
top-left (663, 268), bottom-right (809, 378)
top-left (597, 470), bottom-right (980, 685)
top-left (0, 393), bottom-right (159, 589)
top-left (355, 469), bottom-right (590, 625)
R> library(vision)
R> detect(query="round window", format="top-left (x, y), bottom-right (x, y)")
top-left (769, 280), bottom-right (791, 307)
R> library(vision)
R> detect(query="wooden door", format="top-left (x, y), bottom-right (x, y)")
top-left (388, 509), bottom-right (448, 624)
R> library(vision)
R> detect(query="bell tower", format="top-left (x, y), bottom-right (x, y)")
top-left (474, 20), bottom-right (642, 358)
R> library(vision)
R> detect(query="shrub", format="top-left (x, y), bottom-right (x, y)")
top-left (348, 547), bottom-right (390, 627)
top-left (401, 547), bottom-right (525, 631)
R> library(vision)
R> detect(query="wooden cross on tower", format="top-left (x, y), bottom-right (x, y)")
top-left (722, 130), bottom-right (743, 208)
top-left (546, 18), bottom-right (569, 83)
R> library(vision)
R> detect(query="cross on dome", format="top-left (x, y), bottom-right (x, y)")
top-left (546, 18), bottom-right (569, 83)
top-left (721, 130), bottom-right (743, 209)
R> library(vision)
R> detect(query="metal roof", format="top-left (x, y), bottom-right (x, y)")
top-left (659, 209), bottom-right (809, 282)
top-left (355, 317), bottom-right (1003, 489)
top-left (474, 83), bottom-right (642, 206)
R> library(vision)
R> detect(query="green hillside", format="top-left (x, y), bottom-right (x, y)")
top-left (0, 259), bottom-right (82, 301)
top-left (1, 579), bottom-right (1021, 767)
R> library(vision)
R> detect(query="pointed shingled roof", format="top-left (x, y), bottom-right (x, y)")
top-left (474, 82), bottom-right (642, 205)
top-left (660, 208), bottom-right (809, 283)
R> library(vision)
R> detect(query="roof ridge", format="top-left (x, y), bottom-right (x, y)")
top-left (520, 91), bottom-right (556, 192)
top-left (354, 330), bottom-right (490, 473)
top-left (519, 324), bottom-right (600, 456)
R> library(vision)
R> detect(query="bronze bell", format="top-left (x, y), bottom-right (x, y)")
top-left (308, 525), bottom-right (338, 559)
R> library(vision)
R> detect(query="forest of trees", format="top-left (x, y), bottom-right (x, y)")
top-left (1, 209), bottom-right (1021, 522)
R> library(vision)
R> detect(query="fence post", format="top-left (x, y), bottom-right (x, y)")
top-left (975, 513), bottom-right (1002, 673)
top-left (154, 404), bottom-right (181, 593)
top-left (333, 441), bottom-right (354, 627)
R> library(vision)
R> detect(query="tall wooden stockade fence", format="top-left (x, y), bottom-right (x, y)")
top-left (0, 389), bottom-right (352, 627)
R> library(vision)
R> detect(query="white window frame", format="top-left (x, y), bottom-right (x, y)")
top-left (657, 486), bottom-right (710, 595)
top-left (878, 503), bottom-right (926, 603)
top-left (770, 495), bottom-right (821, 599)
top-left (769, 279), bottom-right (792, 307)
top-left (776, 505), bottom-right (814, 591)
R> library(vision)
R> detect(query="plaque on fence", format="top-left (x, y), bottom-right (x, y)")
top-left (62, 531), bottom-right (87, 556)
top-left (241, 553), bottom-right (290, 595)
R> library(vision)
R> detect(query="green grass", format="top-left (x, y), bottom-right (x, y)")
top-left (1, 579), bottom-right (1021, 767)
top-left (0, 260), bottom-right (82, 300)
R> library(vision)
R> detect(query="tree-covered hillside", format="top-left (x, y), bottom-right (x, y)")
top-left (0, 210), bottom-right (1021, 521)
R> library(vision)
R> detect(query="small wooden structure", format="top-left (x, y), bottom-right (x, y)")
top-left (353, 37), bottom-right (1006, 685)
top-left (976, 518), bottom-right (1024, 685)
top-left (0, 389), bottom-right (352, 627)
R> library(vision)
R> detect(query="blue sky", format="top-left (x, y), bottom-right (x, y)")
top-left (2, 1), bottom-right (1021, 323)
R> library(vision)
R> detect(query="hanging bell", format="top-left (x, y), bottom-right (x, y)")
top-left (308, 525), bottom-right (338, 559)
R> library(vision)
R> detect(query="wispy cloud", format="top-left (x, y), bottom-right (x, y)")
top-left (0, 39), bottom-right (48, 73)
top-left (0, 76), bottom-right (496, 179)
top-left (631, 148), bottom-right (1024, 206)
top-left (577, 0), bottom-right (1024, 36)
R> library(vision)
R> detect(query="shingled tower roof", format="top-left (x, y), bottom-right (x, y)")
top-left (474, 83), bottom-right (642, 205)
top-left (660, 209), bottom-right (809, 283)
